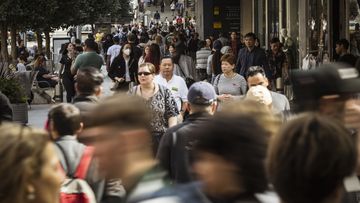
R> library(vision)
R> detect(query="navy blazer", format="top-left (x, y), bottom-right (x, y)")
top-left (236, 46), bottom-right (270, 78)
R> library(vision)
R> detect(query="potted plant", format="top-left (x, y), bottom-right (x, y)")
top-left (0, 63), bottom-right (28, 124)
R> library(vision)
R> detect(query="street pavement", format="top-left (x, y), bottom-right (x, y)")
top-left (28, 67), bottom-right (113, 128)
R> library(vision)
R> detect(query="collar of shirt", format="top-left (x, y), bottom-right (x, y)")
top-left (246, 47), bottom-right (256, 53)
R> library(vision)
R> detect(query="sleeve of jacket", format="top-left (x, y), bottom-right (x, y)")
top-left (0, 92), bottom-right (13, 122)
top-left (259, 49), bottom-right (271, 78)
top-left (235, 49), bottom-right (242, 74)
top-left (86, 158), bottom-right (106, 203)
top-left (156, 130), bottom-right (173, 179)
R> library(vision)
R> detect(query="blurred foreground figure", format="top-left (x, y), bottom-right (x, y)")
top-left (193, 114), bottom-right (275, 203)
top-left (48, 103), bottom-right (124, 203)
top-left (0, 123), bottom-right (63, 203)
top-left (157, 82), bottom-right (218, 183)
top-left (291, 63), bottom-right (360, 203)
top-left (267, 113), bottom-right (357, 203)
top-left (82, 94), bottom-right (207, 203)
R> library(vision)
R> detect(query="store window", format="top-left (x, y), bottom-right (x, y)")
top-left (254, 0), bottom-right (266, 49)
top-left (308, 0), bottom-right (329, 58)
top-left (268, 0), bottom-right (280, 41)
top-left (349, 0), bottom-right (360, 57)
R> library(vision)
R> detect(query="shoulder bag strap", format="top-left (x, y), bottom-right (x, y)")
top-left (55, 142), bottom-right (72, 177)
top-left (215, 74), bottom-right (221, 85)
top-left (176, 63), bottom-right (186, 78)
top-left (74, 146), bottom-right (94, 179)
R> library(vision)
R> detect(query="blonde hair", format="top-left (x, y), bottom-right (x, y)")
top-left (221, 100), bottom-right (281, 137)
top-left (139, 62), bottom-right (156, 74)
top-left (0, 123), bottom-right (49, 203)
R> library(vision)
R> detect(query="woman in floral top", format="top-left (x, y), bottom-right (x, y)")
top-left (131, 63), bottom-right (178, 154)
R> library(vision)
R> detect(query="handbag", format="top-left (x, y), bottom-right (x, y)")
top-left (177, 64), bottom-right (195, 88)
top-left (111, 79), bottom-right (128, 91)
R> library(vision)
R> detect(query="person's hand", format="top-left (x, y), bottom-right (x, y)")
top-left (218, 94), bottom-right (233, 101)
top-left (51, 76), bottom-right (59, 81)
top-left (224, 94), bottom-right (234, 100)
top-left (115, 77), bottom-right (125, 82)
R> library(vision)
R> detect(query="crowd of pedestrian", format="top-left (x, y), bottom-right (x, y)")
top-left (3, 9), bottom-right (360, 203)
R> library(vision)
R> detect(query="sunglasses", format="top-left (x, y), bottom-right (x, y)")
top-left (138, 72), bottom-right (152, 76)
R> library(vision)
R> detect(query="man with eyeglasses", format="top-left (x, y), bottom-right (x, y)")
top-left (246, 66), bottom-right (290, 115)
top-left (155, 56), bottom-right (189, 119)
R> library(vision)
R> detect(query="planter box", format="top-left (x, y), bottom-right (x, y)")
top-left (11, 103), bottom-right (28, 125)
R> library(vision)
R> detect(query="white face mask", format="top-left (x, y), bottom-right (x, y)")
top-left (123, 48), bottom-right (131, 56)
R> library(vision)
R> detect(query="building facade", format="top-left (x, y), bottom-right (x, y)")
top-left (195, 0), bottom-right (357, 68)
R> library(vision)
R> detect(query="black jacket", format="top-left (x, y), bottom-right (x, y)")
top-left (0, 92), bottom-right (13, 122)
top-left (109, 56), bottom-right (138, 82)
top-left (156, 112), bottom-right (212, 183)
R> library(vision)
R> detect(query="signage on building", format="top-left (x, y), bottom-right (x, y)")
top-left (213, 0), bottom-right (240, 33)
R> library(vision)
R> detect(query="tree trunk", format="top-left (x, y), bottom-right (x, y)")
top-left (91, 24), bottom-right (95, 35)
top-left (36, 30), bottom-right (43, 54)
top-left (0, 23), bottom-right (9, 62)
top-left (44, 30), bottom-right (51, 59)
top-left (10, 25), bottom-right (17, 63)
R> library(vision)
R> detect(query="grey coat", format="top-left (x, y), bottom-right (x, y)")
top-left (174, 54), bottom-right (195, 79)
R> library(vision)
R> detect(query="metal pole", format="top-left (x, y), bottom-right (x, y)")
top-left (76, 26), bottom-right (82, 42)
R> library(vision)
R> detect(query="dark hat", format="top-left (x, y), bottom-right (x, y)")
top-left (291, 63), bottom-right (360, 100)
top-left (187, 82), bottom-right (217, 105)
top-left (213, 40), bottom-right (222, 51)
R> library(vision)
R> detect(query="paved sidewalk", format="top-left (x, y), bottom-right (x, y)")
top-left (28, 67), bottom-right (113, 128)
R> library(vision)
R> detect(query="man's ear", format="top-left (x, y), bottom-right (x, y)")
top-left (76, 122), bottom-right (84, 136)
top-left (95, 86), bottom-right (102, 97)
top-left (211, 102), bottom-right (218, 114)
top-left (74, 82), bottom-right (79, 93)
top-left (265, 77), bottom-right (269, 87)
top-left (26, 183), bottom-right (36, 200)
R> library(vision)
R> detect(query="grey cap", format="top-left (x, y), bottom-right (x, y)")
top-left (187, 82), bottom-right (217, 105)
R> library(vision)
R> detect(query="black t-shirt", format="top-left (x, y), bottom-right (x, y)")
top-left (60, 54), bottom-right (73, 76)
top-left (338, 53), bottom-right (358, 67)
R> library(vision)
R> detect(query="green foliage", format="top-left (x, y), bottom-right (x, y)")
top-left (0, 62), bottom-right (27, 103)
top-left (0, 78), bottom-right (27, 103)
top-left (0, 0), bottom-right (131, 32)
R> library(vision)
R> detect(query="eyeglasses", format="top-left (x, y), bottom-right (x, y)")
top-left (138, 72), bottom-right (152, 76)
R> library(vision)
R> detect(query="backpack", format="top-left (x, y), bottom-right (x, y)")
top-left (56, 144), bottom-right (97, 203)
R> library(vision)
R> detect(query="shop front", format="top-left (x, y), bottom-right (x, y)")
top-left (247, 0), bottom-right (352, 69)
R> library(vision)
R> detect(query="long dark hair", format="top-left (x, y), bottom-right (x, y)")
top-left (145, 43), bottom-right (161, 74)
top-left (61, 43), bottom-right (76, 56)
top-left (115, 43), bottom-right (134, 63)
top-left (212, 50), bottom-right (222, 75)
top-left (171, 43), bottom-right (187, 65)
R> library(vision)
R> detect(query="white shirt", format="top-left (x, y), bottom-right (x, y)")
top-left (125, 58), bottom-right (131, 82)
top-left (107, 44), bottom-right (121, 65)
top-left (155, 74), bottom-right (188, 111)
top-left (17, 63), bottom-right (26, 72)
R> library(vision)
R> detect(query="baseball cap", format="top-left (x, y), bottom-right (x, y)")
top-left (291, 63), bottom-right (360, 100)
top-left (187, 82), bottom-right (217, 105)
top-left (246, 85), bottom-right (272, 106)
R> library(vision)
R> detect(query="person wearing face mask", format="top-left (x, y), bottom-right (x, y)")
top-left (109, 43), bottom-right (139, 91)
